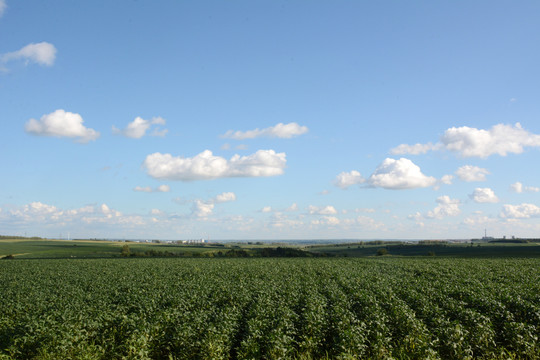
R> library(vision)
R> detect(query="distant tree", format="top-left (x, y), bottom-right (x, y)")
top-left (121, 245), bottom-right (131, 257)
top-left (376, 248), bottom-right (388, 256)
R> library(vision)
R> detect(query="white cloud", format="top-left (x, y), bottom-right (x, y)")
top-left (261, 206), bottom-right (272, 213)
top-left (143, 149), bottom-right (286, 181)
top-left (112, 116), bottom-right (167, 139)
top-left (463, 214), bottom-right (493, 226)
top-left (308, 205), bottom-right (338, 215)
top-left (390, 123), bottom-right (540, 158)
top-left (439, 123), bottom-right (540, 158)
top-left (222, 122), bottom-right (308, 140)
top-left (455, 165), bottom-right (490, 182)
top-left (188, 193), bottom-right (236, 218)
top-left (100, 203), bottom-right (122, 218)
top-left (390, 142), bottom-right (440, 155)
top-left (354, 208), bottom-right (376, 213)
top-left (1, 42), bottom-right (57, 66)
top-left (440, 175), bottom-right (454, 185)
top-left (26, 201), bottom-right (58, 214)
top-left (355, 215), bottom-right (385, 230)
top-left (334, 170), bottom-right (365, 189)
top-left (134, 186), bottom-right (152, 193)
top-left (510, 182), bottom-right (523, 193)
top-left (157, 185), bottom-right (170, 192)
top-left (510, 182), bottom-right (540, 193)
top-left (408, 212), bottom-right (424, 222)
top-left (215, 192), bottom-right (236, 203)
top-left (25, 109), bottom-right (100, 143)
top-left (426, 196), bottom-right (461, 219)
top-left (500, 203), bottom-right (540, 219)
top-left (192, 200), bottom-right (214, 218)
top-left (285, 203), bottom-right (298, 212)
top-left (322, 216), bottom-right (340, 225)
top-left (150, 209), bottom-right (165, 216)
top-left (4, 202), bottom-right (142, 227)
top-left (433, 174), bottom-right (454, 190)
top-left (311, 216), bottom-right (340, 226)
top-left (134, 185), bottom-right (170, 193)
top-left (470, 188), bottom-right (499, 203)
top-left (368, 158), bottom-right (437, 189)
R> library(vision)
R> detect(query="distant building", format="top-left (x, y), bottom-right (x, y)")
top-left (481, 229), bottom-right (494, 241)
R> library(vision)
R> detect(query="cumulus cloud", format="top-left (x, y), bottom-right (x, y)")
top-left (25, 201), bottom-right (58, 215)
top-left (308, 205), bottom-right (338, 215)
top-left (1, 42), bottom-right (57, 67)
top-left (143, 149), bottom-right (286, 181)
top-left (355, 215), bottom-right (385, 230)
top-left (311, 216), bottom-right (340, 226)
top-left (368, 158), bottom-right (437, 190)
top-left (426, 196), bottom-right (461, 219)
top-left (189, 192), bottom-right (236, 218)
top-left (391, 123), bottom-right (540, 158)
top-left (440, 175), bottom-right (454, 185)
top-left (192, 200), bottom-right (214, 218)
top-left (150, 209), bottom-right (165, 216)
top-left (455, 165), bottom-right (490, 182)
top-left (285, 203), bottom-right (298, 212)
top-left (112, 116), bottom-right (167, 139)
top-left (500, 203), bottom-right (540, 219)
top-left (334, 170), bottom-right (365, 189)
top-left (222, 122), bottom-right (308, 140)
top-left (463, 214), bottom-right (493, 226)
top-left (25, 109), bottom-right (100, 143)
top-left (510, 182), bottom-right (540, 193)
top-left (3, 202), bottom-right (144, 227)
top-left (470, 188), bottom-right (499, 203)
top-left (261, 206), bottom-right (272, 213)
top-left (134, 185), bottom-right (170, 193)
top-left (390, 142), bottom-right (440, 155)
top-left (441, 123), bottom-right (540, 158)
top-left (100, 203), bottom-right (122, 218)
top-left (215, 192), bottom-right (236, 203)
top-left (433, 174), bottom-right (454, 190)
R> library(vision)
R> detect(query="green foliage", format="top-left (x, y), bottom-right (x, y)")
top-left (0, 258), bottom-right (538, 359)
top-left (120, 245), bottom-right (131, 257)
top-left (376, 248), bottom-right (388, 256)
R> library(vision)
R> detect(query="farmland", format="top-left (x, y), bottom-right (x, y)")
top-left (2, 237), bottom-right (540, 259)
top-left (0, 257), bottom-right (538, 359)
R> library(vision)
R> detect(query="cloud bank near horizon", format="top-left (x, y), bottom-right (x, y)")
top-left (391, 123), bottom-right (540, 158)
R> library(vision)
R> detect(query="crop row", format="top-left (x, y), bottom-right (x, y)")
top-left (0, 258), bottom-right (538, 359)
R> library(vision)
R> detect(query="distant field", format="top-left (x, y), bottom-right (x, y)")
top-left (307, 241), bottom-right (540, 258)
top-left (0, 257), bottom-right (538, 359)
top-left (2, 238), bottom-right (540, 259)
top-left (0, 238), bottom-right (229, 259)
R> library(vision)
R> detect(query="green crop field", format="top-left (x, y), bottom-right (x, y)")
top-left (0, 238), bottom-right (228, 259)
top-left (0, 257), bottom-right (538, 359)
top-left (307, 241), bottom-right (540, 258)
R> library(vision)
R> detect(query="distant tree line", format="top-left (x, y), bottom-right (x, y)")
top-left (120, 245), bottom-right (330, 258)
top-left (0, 235), bottom-right (42, 240)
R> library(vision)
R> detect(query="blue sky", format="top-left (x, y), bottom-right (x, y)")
top-left (2, 0), bottom-right (540, 240)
